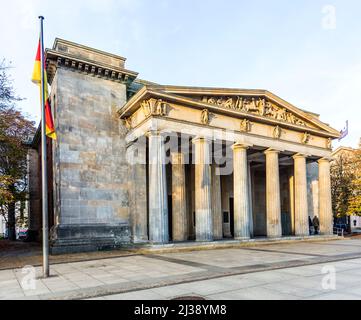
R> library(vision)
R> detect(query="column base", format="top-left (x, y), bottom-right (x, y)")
top-left (234, 236), bottom-right (251, 241)
top-left (267, 234), bottom-right (283, 239)
top-left (295, 233), bottom-right (310, 237)
top-left (173, 238), bottom-right (188, 243)
top-left (196, 238), bottom-right (213, 242)
top-left (131, 237), bottom-right (149, 244)
top-left (149, 241), bottom-right (169, 245)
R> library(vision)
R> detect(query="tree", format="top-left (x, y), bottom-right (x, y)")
top-left (331, 147), bottom-right (361, 232)
top-left (0, 60), bottom-right (21, 111)
top-left (0, 59), bottom-right (36, 240)
top-left (347, 149), bottom-right (361, 217)
top-left (331, 153), bottom-right (354, 218)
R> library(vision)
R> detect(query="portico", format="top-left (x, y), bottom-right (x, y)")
top-left (120, 86), bottom-right (340, 244)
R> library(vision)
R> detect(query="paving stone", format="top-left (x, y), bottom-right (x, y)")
top-left (1, 240), bottom-right (361, 300)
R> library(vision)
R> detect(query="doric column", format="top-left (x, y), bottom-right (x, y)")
top-left (265, 148), bottom-right (282, 238)
top-left (148, 131), bottom-right (169, 243)
top-left (293, 154), bottom-right (309, 236)
top-left (193, 137), bottom-right (213, 241)
top-left (248, 160), bottom-right (254, 238)
top-left (232, 143), bottom-right (251, 239)
top-left (318, 158), bottom-right (333, 235)
top-left (211, 163), bottom-right (223, 240)
top-left (188, 164), bottom-right (195, 239)
top-left (171, 152), bottom-right (188, 242)
top-left (288, 170), bottom-right (295, 235)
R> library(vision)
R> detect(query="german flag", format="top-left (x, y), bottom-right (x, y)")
top-left (31, 39), bottom-right (56, 140)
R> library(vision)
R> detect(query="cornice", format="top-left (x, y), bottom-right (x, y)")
top-left (45, 49), bottom-right (138, 85)
top-left (53, 38), bottom-right (127, 62)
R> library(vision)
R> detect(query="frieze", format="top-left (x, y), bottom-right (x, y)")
top-left (273, 125), bottom-right (282, 139)
top-left (240, 119), bottom-right (251, 133)
top-left (326, 138), bottom-right (332, 149)
top-left (201, 96), bottom-right (308, 127)
top-left (123, 117), bottom-right (133, 130)
top-left (302, 132), bottom-right (311, 144)
top-left (201, 109), bottom-right (211, 125)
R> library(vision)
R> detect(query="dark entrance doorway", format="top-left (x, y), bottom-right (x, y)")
top-left (229, 197), bottom-right (234, 237)
top-left (168, 195), bottom-right (173, 241)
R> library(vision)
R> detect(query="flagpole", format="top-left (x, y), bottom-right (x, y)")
top-left (39, 15), bottom-right (49, 278)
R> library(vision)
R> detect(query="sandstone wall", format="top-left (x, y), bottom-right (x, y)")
top-left (27, 148), bottom-right (41, 240)
top-left (50, 68), bottom-right (131, 253)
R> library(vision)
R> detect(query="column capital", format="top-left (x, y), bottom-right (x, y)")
top-left (192, 136), bottom-right (212, 145)
top-left (318, 157), bottom-right (333, 164)
top-left (145, 130), bottom-right (161, 138)
top-left (231, 143), bottom-right (253, 151)
top-left (264, 148), bottom-right (282, 155)
top-left (292, 153), bottom-right (309, 160)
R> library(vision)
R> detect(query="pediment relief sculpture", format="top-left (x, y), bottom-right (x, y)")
top-left (201, 96), bottom-right (308, 128)
top-left (141, 99), bottom-right (169, 118)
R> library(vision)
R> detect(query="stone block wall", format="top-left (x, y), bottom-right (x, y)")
top-left (50, 68), bottom-right (131, 253)
top-left (27, 148), bottom-right (41, 240)
top-left (126, 140), bottom-right (148, 243)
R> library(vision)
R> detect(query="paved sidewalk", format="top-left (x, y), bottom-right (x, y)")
top-left (99, 258), bottom-right (361, 300)
top-left (0, 235), bottom-right (338, 270)
top-left (0, 240), bottom-right (136, 271)
top-left (1, 239), bottom-right (361, 300)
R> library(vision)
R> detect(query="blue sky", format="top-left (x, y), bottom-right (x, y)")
top-left (1, 0), bottom-right (360, 148)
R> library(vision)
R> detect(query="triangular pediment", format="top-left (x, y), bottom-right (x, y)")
top-left (156, 86), bottom-right (340, 137)
top-left (119, 85), bottom-right (341, 138)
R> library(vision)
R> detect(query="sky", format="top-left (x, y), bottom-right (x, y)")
top-left (0, 0), bottom-right (360, 149)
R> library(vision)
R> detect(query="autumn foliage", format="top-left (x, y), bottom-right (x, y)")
top-left (0, 60), bottom-right (36, 240)
top-left (331, 147), bottom-right (361, 218)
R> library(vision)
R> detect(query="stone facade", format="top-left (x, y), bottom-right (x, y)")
top-left (28, 38), bottom-right (341, 253)
top-left (27, 148), bottom-right (41, 240)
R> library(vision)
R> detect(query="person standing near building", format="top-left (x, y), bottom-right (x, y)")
top-left (308, 216), bottom-right (314, 235)
top-left (313, 215), bottom-right (320, 235)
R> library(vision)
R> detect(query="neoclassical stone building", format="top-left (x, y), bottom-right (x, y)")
top-left (28, 39), bottom-right (340, 253)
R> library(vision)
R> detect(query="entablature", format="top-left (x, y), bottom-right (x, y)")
top-left (118, 87), bottom-right (340, 151)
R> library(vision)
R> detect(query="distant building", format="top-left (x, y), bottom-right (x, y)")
top-left (351, 216), bottom-right (361, 230)
top-left (0, 215), bottom-right (6, 238)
